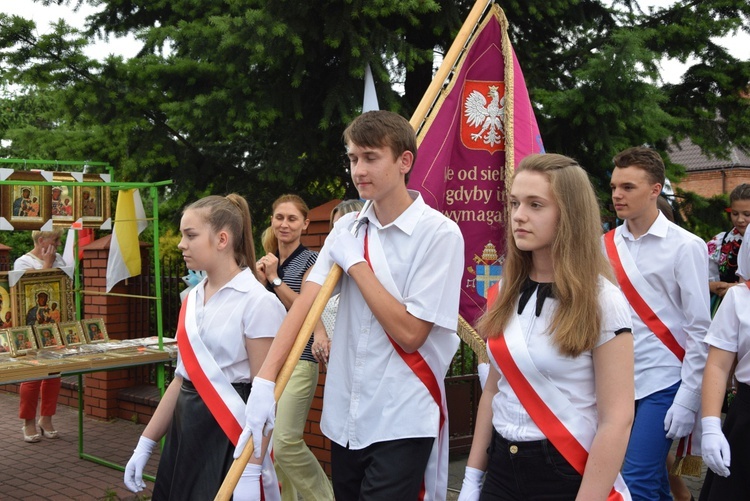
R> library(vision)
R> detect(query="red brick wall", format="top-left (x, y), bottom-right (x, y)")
top-left (307, 370), bottom-right (333, 476)
top-left (81, 235), bottom-right (151, 341)
top-left (301, 199), bottom-right (339, 252)
top-left (80, 236), bottom-right (156, 421)
top-left (299, 199), bottom-right (339, 474)
top-left (676, 169), bottom-right (750, 198)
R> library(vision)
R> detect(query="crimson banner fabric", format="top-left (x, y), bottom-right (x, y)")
top-left (408, 5), bottom-right (544, 326)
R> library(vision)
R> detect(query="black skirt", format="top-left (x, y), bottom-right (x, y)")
top-left (152, 379), bottom-right (252, 501)
top-left (699, 382), bottom-right (750, 501)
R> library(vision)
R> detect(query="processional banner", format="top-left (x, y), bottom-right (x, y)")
top-left (408, 3), bottom-right (544, 328)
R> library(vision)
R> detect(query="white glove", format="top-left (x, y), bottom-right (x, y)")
top-left (702, 416), bottom-right (731, 477)
top-left (477, 363), bottom-right (490, 390)
top-left (235, 377), bottom-right (276, 459)
top-left (233, 463), bottom-right (262, 501)
top-left (124, 436), bottom-right (157, 492)
top-left (664, 402), bottom-right (695, 439)
top-left (329, 230), bottom-right (365, 274)
top-left (457, 466), bottom-right (484, 501)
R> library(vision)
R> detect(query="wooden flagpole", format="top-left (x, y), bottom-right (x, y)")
top-left (410, 0), bottom-right (493, 360)
top-left (409, 0), bottom-right (493, 131)
top-left (214, 265), bottom-right (345, 500)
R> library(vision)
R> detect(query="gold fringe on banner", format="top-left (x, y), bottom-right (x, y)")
top-left (671, 455), bottom-right (703, 478)
top-left (670, 434), bottom-right (703, 478)
top-left (458, 315), bottom-right (488, 363)
top-left (669, 455), bottom-right (684, 476)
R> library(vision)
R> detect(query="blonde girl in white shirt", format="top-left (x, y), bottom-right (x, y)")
top-left (123, 194), bottom-right (286, 500)
top-left (458, 154), bottom-right (634, 500)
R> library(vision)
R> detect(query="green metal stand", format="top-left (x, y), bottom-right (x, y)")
top-left (0, 159), bottom-right (172, 478)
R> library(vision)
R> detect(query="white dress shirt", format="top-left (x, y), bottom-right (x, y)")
top-left (308, 192), bottom-right (464, 449)
top-left (614, 212), bottom-right (711, 411)
top-left (489, 277), bottom-right (632, 441)
top-left (704, 283), bottom-right (750, 385)
top-left (175, 268), bottom-right (286, 383)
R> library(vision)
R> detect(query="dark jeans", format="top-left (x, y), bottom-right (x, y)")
top-left (480, 429), bottom-right (581, 500)
top-left (331, 437), bottom-right (434, 500)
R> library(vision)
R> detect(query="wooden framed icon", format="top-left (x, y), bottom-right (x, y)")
top-left (0, 329), bottom-right (13, 357)
top-left (1, 171), bottom-right (52, 230)
top-left (34, 323), bottom-right (62, 349)
top-left (50, 172), bottom-right (76, 227)
top-left (59, 321), bottom-right (86, 347)
top-left (11, 269), bottom-right (75, 328)
top-left (8, 326), bottom-right (37, 355)
top-left (76, 174), bottom-right (111, 227)
top-left (81, 318), bottom-right (108, 343)
top-left (0, 272), bottom-right (13, 329)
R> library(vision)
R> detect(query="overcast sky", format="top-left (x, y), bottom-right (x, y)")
top-left (3, 0), bottom-right (748, 83)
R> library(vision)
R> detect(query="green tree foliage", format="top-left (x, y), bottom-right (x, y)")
top-left (674, 189), bottom-right (732, 240)
top-left (0, 0), bottom-right (748, 228)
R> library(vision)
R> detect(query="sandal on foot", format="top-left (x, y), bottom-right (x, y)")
top-left (22, 426), bottom-right (40, 443)
top-left (38, 420), bottom-right (59, 439)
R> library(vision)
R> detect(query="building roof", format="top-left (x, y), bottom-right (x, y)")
top-left (667, 137), bottom-right (750, 172)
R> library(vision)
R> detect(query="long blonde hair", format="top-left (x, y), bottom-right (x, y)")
top-left (184, 194), bottom-right (257, 278)
top-left (477, 154), bottom-right (614, 357)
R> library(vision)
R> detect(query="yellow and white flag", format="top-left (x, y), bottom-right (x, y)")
top-left (106, 189), bottom-right (147, 292)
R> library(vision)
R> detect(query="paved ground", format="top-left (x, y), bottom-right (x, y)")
top-left (0, 392), bottom-right (158, 500)
top-left (0, 390), bottom-right (706, 500)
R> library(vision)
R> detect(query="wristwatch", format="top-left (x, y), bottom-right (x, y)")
top-left (271, 277), bottom-right (282, 288)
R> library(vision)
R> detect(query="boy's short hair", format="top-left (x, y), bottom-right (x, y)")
top-left (343, 111), bottom-right (417, 182)
top-left (612, 146), bottom-right (665, 186)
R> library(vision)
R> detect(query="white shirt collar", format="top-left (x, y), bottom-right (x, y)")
top-left (362, 190), bottom-right (426, 236)
top-left (195, 267), bottom-right (255, 301)
top-left (621, 210), bottom-right (670, 241)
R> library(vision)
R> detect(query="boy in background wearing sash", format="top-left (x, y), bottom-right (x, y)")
top-left (458, 154), bottom-right (634, 500)
top-left (607, 147), bottom-right (711, 500)
top-left (236, 110), bottom-right (464, 500)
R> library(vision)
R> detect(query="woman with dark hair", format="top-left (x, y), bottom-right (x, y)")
top-left (707, 183), bottom-right (750, 311)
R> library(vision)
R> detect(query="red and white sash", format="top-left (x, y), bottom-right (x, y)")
top-left (176, 288), bottom-right (280, 501)
top-left (363, 223), bottom-right (458, 501)
top-left (604, 229), bottom-right (685, 361)
top-left (486, 290), bottom-right (630, 500)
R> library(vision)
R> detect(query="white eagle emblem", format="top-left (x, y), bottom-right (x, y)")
top-left (464, 85), bottom-right (505, 147)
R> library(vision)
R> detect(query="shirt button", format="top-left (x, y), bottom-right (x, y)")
top-left (509, 445), bottom-right (518, 454)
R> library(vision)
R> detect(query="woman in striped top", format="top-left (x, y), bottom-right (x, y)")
top-left (256, 194), bottom-right (333, 501)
